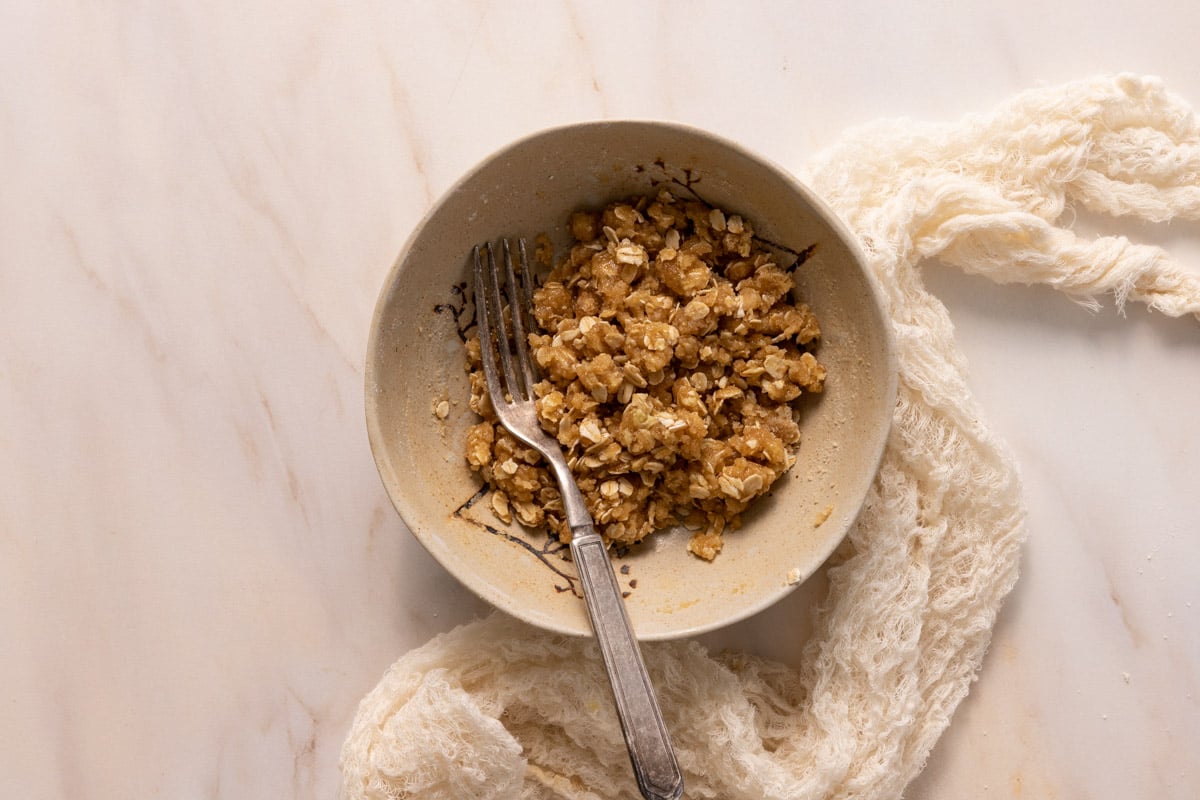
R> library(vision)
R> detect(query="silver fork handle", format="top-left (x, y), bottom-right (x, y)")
top-left (570, 525), bottom-right (684, 800)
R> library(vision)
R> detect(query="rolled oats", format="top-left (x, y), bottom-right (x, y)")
top-left (464, 191), bottom-right (825, 559)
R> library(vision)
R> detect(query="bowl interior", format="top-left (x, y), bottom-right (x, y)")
top-left (366, 121), bottom-right (895, 639)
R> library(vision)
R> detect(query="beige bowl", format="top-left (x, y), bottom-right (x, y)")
top-left (366, 121), bottom-right (895, 640)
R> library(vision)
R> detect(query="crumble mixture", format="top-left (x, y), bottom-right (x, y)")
top-left (464, 190), bottom-right (824, 560)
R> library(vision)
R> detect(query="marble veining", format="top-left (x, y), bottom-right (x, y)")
top-left (2, 1), bottom-right (1198, 797)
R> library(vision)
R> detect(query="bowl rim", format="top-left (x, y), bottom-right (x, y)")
top-left (364, 118), bottom-right (898, 639)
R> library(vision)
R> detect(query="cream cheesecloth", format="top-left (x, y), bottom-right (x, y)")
top-left (340, 75), bottom-right (1200, 799)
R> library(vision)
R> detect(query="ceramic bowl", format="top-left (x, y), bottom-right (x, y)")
top-left (365, 121), bottom-right (896, 640)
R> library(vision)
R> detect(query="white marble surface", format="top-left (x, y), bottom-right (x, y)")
top-left (2, 2), bottom-right (1198, 797)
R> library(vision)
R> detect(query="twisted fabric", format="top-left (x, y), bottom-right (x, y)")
top-left (340, 75), bottom-right (1200, 799)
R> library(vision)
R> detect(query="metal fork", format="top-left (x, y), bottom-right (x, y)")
top-left (473, 239), bottom-right (684, 800)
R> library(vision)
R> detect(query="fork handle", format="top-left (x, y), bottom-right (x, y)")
top-left (570, 527), bottom-right (684, 800)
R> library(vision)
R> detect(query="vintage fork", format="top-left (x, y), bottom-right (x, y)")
top-left (473, 240), bottom-right (684, 800)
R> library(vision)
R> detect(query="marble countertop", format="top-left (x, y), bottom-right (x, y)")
top-left (2, 2), bottom-right (1197, 797)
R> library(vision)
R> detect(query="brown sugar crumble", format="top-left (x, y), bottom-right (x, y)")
top-left (464, 190), bottom-right (825, 560)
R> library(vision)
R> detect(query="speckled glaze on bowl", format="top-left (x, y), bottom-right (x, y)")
top-left (365, 121), bottom-right (896, 640)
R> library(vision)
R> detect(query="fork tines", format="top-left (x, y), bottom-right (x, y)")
top-left (473, 239), bottom-right (538, 405)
